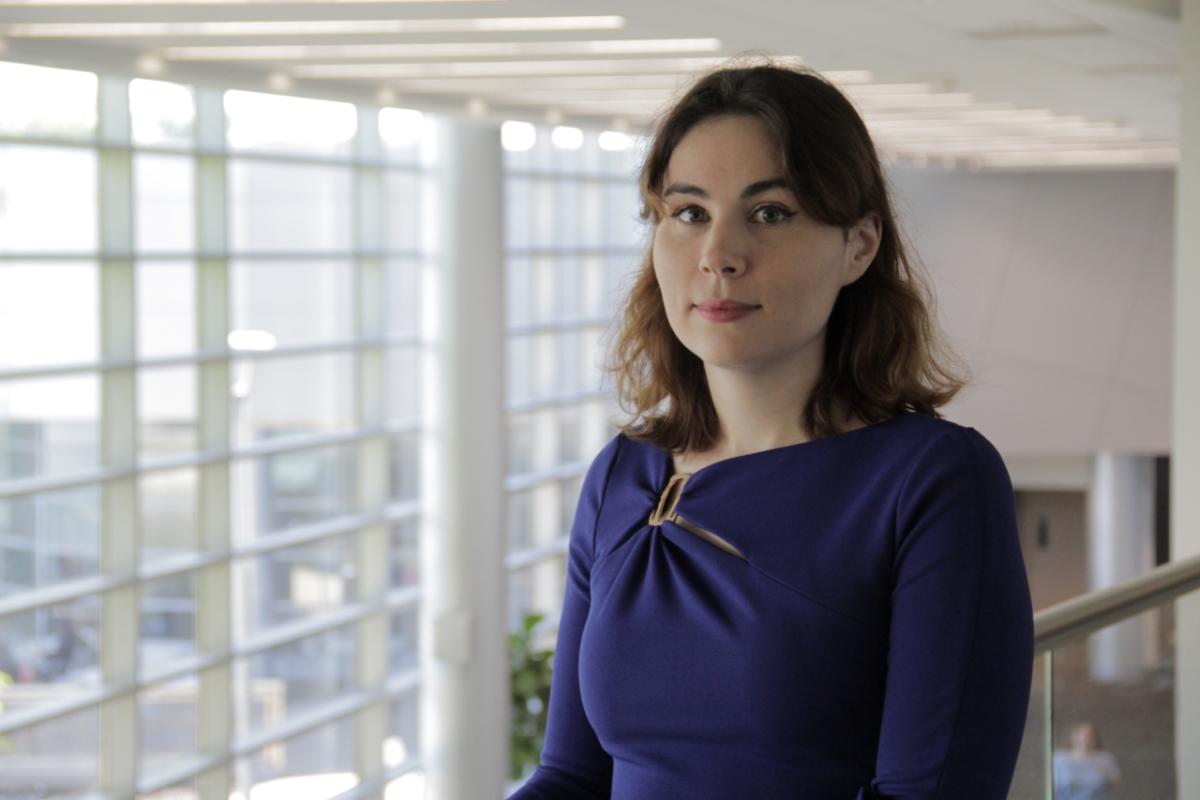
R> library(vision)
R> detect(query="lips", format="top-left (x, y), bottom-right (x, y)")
top-left (695, 299), bottom-right (760, 312)
top-left (695, 301), bottom-right (760, 322)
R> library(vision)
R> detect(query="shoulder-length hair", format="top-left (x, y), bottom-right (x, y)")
top-left (602, 59), bottom-right (970, 454)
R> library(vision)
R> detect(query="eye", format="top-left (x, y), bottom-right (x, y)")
top-left (670, 205), bottom-right (708, 224)
top-left (752, 205), bottom-right (795, 224)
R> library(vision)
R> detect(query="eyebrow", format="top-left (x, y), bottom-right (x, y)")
top-left (661, 177), bottom-right (790, 200)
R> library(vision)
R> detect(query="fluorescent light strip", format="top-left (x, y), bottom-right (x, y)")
top-left (839, 82), bottom-right (937, 95)
top-left (4, 16), bottom-right (624, 36)
top-left (850, 92), bottom-right (977, 108)
top-left (157, 38), bottom-right (720, 61)
top-left (388, 74), bottom-right (692, 91)
top-left (878, 132), bottom-right (1144, 147)
top-left (884, 138), bottom-right (1175, 152)
top-left (976, 149), bottom-right (1178, 166)
top-left (0, 0), bottom-right (496, 5)
top-left (285, 57), bottom-right (805, 78)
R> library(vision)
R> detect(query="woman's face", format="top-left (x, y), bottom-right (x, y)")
top-left (651, 113), bottom-right (878, 376)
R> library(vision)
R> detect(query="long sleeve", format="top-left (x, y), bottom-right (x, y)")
top-left (507, 435), bottom-right (621, 800)
top-left (858, 426), bottom-right (1035, 799)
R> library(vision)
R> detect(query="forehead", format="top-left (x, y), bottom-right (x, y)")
top-left (663, 114), bottom-right (784, 187)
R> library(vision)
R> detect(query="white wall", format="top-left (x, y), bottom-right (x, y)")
top-left (889, 168), bottom-right (1175, 457)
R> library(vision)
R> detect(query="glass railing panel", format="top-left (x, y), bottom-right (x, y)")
top-left (1009, 651), bottom-right (1049, 799)
top-left (1049, 601), bottom-right (1176, 799)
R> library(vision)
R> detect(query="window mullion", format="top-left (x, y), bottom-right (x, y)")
top-left (353, 105), bottom-right (390, 798)
top-left (97, 73), bottom-right (140, 800)
top-left (193, 86), bottom-right (235, 800)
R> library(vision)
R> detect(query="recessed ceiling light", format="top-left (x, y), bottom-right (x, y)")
top-left (551, 125), bottom-right (583, 150)
top-left (3, 16), bottom-right (625, 35)
top-left (135, 52), bottom-right (165, 76)
top-left (266, 71), bottom-right (292, 92)
top-left (501, 119), bottom-right (535, 150)
top-left (598, 130), bottom-right (633, 151)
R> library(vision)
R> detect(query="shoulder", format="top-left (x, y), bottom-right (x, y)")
top-left (898, 414), bottom-right (1011, 490)
top-left (582, 432), bottom-right (625, 495)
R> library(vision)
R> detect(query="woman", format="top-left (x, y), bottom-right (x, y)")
top-left (509, 61), bottom-right (1034, 799)
top-left (1053, 722), bottom-right (1122, 799)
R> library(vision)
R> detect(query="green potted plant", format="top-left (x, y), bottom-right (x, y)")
top-left (509, 612), bottom-right (555, 781)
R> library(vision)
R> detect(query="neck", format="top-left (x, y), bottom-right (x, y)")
top-left (701, 347), bottom-right (824, 457)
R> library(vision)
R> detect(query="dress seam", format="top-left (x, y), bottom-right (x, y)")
top-left (592, 435), bottom-right (626, 564)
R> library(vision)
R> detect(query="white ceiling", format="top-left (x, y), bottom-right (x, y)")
top-left (0, 0), bottom-right (1184, 169)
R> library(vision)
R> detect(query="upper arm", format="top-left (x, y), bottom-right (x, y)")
top-left (507, 434), bottom-right (622, 800)
top-left (869, 427), bottom-right (1034, 799)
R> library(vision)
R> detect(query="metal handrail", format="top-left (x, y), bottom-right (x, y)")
top-left (1029, 550), bottom-right (1200, 799)
top-left (1033, 551), bottom-right (1200, 654)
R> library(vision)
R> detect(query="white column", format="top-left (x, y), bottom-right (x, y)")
top-left (1174, 0), bottom-right (1200, 795)
top-left (422, 116), bottom-right (508, 799)
top-left (1085, 452), bottom-right (1156, 682)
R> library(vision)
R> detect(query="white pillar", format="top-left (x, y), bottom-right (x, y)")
top-left (422, 116), bottom-right (508, 800)
top-left (1086, 452), bottom-right (1156, 682)
top-left (1175, 0), bottom-right (1200, 795)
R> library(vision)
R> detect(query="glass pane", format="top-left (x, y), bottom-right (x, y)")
top-left (235, 715), bottom-right (357, 800)
top-left (379, 107), bottom-right (428, 164)
top-left (385, 259), bottom-right (423, 337)
top-left (229, 160), bottom-right (353, 253)
top-left (141, 572), bottom-right (198, 674)
top-left (606, 181), bottom-right (646, 247)
top-left (138, 260), bottom-right (196, 358)
top-left (386, 770), bottom-right (426, 800)
top-left (0, 145), bottom-right (97, 253)
top-left (0, 485), bottom-right (100, 598)
top-left (237, 533), bottom-right (355, 636)
top-left (0, 61), bottom-right (97, 139)
top-left (1008, 652), bottom-right (1047, 799)
top-left (385, 171), bottom-right (423, 253)
top-left (505, 177), bottom-right (531, 250)
top-left (140, 467), bottom-right (198, 564)
top-left (0, 373), bottom-right (100, 482)
top-left (232, 259), bottom-right (353, 347)
top-left (386, 689), bottom-right (421, 768)
top-left (0, 262), bottom-right (97, 369)
top-left (507, 411), bottom-right (535, 475)
top-left (225, 90), bottom-right (356, 157)
top-left (386, 346), bottom-right (422, 425)
top-left (135, 154), bottom-right (196, 252)
top-left (232, 443), bottom-right (358, 541)
top-left (239, 626), bottom-right (354, 735)
top-left (231, 351), bottom-right (356, 447)
top-left (130, 78), bottom-right (195, 147)
top-left (139, 366), bottom-right (198, 460)
top-left (507, 556), bottom-right (565, 632)
top-left (389, 605), bottom-right (419, 675)
top-left (389, 431), bottom-right (420, 502)
top-left (0, 595), bottom-right (100, 709)
top-left (1049, 603), bottom-right (1175, 799)
top-left (0, 704), bottom-right (98, 798)
top-left (389, 518), bottom-right (418, 590)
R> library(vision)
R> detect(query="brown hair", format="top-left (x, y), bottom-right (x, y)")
top-left (602, 58), bottom-right (970, 454)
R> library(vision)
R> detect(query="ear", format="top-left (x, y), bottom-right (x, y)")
top-left (842, 213), bottom-right (882, 286)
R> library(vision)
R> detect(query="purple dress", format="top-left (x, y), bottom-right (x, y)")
top-left (508, 410), bottom-right (1034, 799)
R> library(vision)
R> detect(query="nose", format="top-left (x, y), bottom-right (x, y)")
top-left (698, 215), bottom-right (748, 277)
